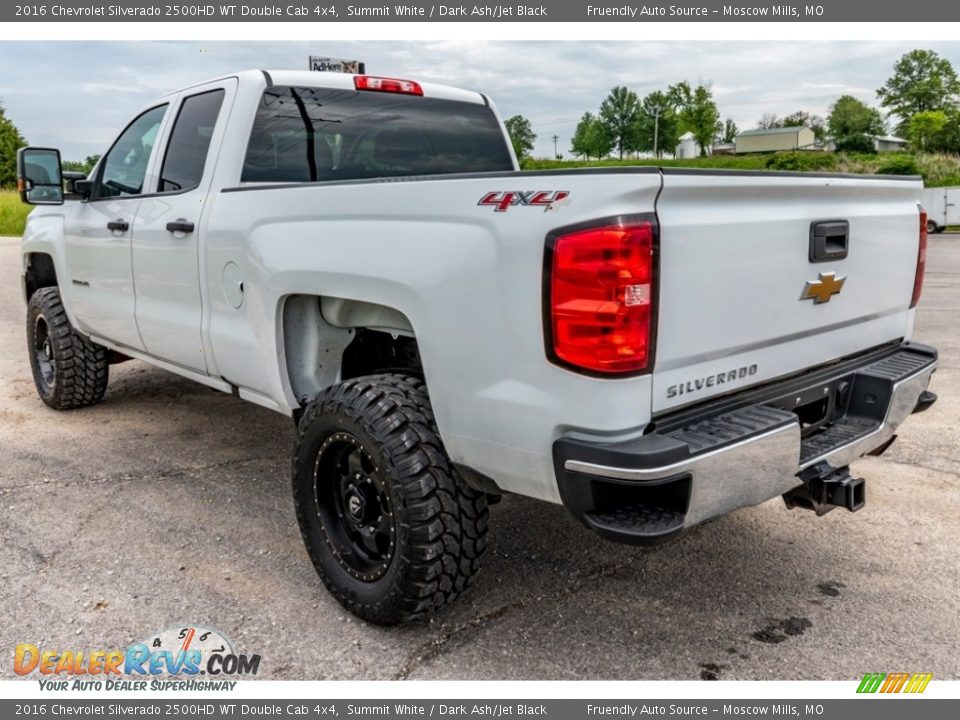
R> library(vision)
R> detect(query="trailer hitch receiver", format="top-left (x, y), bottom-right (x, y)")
top-left (783, 463), bottom-right (865, 516)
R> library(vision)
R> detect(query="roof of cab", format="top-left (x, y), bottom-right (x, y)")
top-left (156, 69), bottom-right (487, 106)
top-left (263, 70), bottom-right (487, 105)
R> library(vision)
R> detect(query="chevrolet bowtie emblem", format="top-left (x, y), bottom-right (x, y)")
top-left (801, 272), bottom-right (846, 304)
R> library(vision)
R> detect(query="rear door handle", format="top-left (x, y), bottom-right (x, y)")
top-left (106, 219), bottom-right (129, 232)
top-left (166, 219), bottom-right (195, 234)
top-left (809, 220), bottom-right (849, 263)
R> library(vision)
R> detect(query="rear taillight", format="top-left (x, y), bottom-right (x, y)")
top-left (354, 75), bottom-right (423, 96)
top-left (546, 220), bottom-right (656, 375)
top-left (911, 208), bottom-right (928, 309)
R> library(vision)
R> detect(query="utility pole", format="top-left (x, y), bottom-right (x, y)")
top-left (650, 105), bottom-right (663, 158)
top-left (552, 134), bottom-right (559, 159)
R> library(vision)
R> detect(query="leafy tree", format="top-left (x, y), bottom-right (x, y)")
top-left (680, 85), bottom-right (721, 157)
top-left (758, 113), bottom-right (781, 129)
top-left (782, 110), bottom-right (826, 142)
top-left (599, 86), bottom-right (640, 159)
top-left (62, 154), bottom-right (101, 175)
top-left (877, 49), bottom-right (960, 135)
top-left (0, 101), bottom-right (27, 188)
top-left (906, 110), bottom-right (949, 151)
top-left (937, 110), bottom-right (960, 153)
top-left (633, 91), bottom-right (682, 157)
top-left (667, 82), bottom-right (693, 110)
top-left (570, 114), bottom-right (593, 159)
top-left (782, 111), bottom-right (811, 127)
top-left (719, 118), bottom-right (739, 144)
top-left (827, 95), bottom-right (886, 153)
top-left (570, 112), bottom-right (612, 160)
top-left (504, 115), bottom-right (536, 163)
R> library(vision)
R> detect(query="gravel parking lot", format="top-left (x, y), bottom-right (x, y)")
top-left (0, 234), bottom-right (957, 681)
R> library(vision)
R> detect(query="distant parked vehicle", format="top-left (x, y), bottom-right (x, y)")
top-left (921, 186), bottom-right (959, 233)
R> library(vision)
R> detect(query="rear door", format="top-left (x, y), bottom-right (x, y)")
top-left (132, 80), bottom-right (234, 372)
top-left (652, 169), bottom-right (924, 414)
top-left (947, 187), bottom-right (960, 226)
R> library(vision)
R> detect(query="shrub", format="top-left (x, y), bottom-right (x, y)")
top-left (764, 151), bottom-right (838, 172)
top-left (876, 156), bottom-right (921, 175)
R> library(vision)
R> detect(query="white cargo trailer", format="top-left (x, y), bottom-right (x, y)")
top-left (922, 186), bottom-right (960, 233)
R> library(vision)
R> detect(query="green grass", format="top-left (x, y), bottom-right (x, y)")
top-left (0, 190), bottom-right (31, 236)
top-left (525, 151), bottom-right (960, 187)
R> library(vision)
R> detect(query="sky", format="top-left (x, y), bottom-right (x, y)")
top-left (2, 40), bottom-right (960, 161)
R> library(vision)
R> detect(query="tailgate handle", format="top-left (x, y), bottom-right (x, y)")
top-left (809, 220), bottom-right (849, 263)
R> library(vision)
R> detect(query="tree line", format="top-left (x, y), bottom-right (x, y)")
top-left (0, 100), bottom-right (99, 188)
top-left (3, 49), bottom-right (960, 187)
top-left (504, 49), bottom-right (960, 162)
top-left (571, 82), bottom-right (729, 160)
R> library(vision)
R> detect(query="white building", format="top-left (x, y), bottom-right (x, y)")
top-left (676, 132), bottom-right (704, 159)
top-left (874, 135), bottom-right (909, 153)
top-left (735, 126), bottom-right (816, 154)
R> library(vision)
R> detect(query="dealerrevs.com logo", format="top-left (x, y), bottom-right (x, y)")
top-left (14, 625), bottom-right (260, 691)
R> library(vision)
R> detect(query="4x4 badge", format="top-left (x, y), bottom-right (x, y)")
top-left (801, 272), bottom-right (846, 304)
top-left (478, 190), bottom-right (570, 212)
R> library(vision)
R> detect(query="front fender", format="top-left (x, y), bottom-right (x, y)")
top-left (20, 210), bottom-right (72, 313)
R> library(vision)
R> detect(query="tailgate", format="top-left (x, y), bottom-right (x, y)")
top-left (652, 169), bottom-right (924, 414)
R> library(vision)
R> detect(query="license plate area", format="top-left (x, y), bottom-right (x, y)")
top-left (766, 378), bottom-right (850, 438)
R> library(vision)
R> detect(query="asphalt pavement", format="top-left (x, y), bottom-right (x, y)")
top-left (0, 235), bottom-right (957, 681)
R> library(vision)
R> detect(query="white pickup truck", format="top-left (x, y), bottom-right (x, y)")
top-left (17, 70), bottom-right (938, 624)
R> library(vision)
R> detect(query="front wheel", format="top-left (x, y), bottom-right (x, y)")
top-left (292, 373), bottom-right (488, 625)
top-left (26, 287), bottom-right (109, 410)
top-left (926, 219), bottom-right (939, 235)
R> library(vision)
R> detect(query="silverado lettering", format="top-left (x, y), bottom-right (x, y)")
top-left (667, 364), bottom-right (759, 399)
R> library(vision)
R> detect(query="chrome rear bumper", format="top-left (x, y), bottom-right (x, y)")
top-left (554, 343), bottom-right (938, 545)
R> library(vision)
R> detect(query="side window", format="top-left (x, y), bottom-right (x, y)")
top-left (94, 105), bottom-right (167, 200)
top-left (158, 89), bottom-right (225, 193)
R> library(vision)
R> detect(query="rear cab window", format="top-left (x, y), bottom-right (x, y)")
top-left (241, 86), bottom-right (513, 183)
top-left (159, 89), bottom-right (226, 193)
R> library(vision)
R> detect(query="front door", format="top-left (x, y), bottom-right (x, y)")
top-left (132, 83), bottom-right (232, 373)
top-left (63, 104), bottom-right (168, 350)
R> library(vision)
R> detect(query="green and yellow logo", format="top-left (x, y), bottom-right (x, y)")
top-left (857, 672), bottom-right (933, 694)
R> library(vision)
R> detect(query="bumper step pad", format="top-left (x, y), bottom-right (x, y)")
top-left (666, 405), bottom-right (796, 456)
top-left (584, 504), bottom-right (685, 545)
top-left (799, 417), bottom-right (876, 466)
top-left (796, 348), bottom-right (936, 467)
top-left (860, 350), bottom-right (935, 380)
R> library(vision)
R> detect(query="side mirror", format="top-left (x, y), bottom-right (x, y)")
top-left (62, 171), bottom-right (90, 201)
top-left (16, 147), bottom-right (64, 205)
top-left (73, 179), bottom-right (95, 199)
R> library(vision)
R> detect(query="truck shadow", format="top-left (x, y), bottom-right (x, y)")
top-left (7, 362), bottom-right (852, 681)
top-left (384, 491), bottom-right (840, 679)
